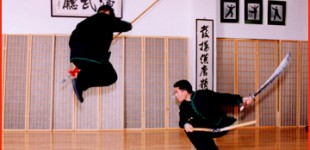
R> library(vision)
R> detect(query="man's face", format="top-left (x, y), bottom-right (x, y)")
top-left (103, 10), bottom-right (111, 15)
top-left (174, 87), bottom-right (187, 102)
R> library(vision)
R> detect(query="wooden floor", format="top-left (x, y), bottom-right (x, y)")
top-left (2, 127), bottom-right (308, 150)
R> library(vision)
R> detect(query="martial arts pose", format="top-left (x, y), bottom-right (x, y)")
top-left (225, 4), bottom-right (235, 18)
top-left (272, 6), bottom-right (282, 21)
top-left (69, 5), bottom-right (132, 103)
top-left (173, 80), bottom-right (254, 150)
top-left (249, 5), bottom-right (259, 20)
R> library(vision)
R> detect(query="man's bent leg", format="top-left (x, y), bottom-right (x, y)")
top-left (86, 61), bottom-right (117, 87)
top-left (186, 131), bottom-right (218, 150)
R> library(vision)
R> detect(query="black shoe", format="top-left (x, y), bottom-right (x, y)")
top-left (72, 78), bottom-right (84, 103)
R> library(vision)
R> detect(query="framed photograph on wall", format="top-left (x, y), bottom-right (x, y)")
top-left (245, 0), bottom-right (263, 24)
top-left (51, 0), bottom-right (123, 18)
top-left (196, 19), bottom-right (214, 90)
top-left (221, 0), bottom-right (239, 23)
top-left (268, 1), bottom-right (286, 25)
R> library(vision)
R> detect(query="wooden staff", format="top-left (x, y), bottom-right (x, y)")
top-left (113, 0), bottom-right (160, 39)
top-left (193, 120), bottom-right (256, 132)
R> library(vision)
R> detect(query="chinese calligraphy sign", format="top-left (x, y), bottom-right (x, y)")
top-left (52, 0), bottom-right (123, 18)
top-left (196, 19), bottom-right (214, 90)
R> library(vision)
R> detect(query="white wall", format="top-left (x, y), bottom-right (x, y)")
top-left (3, 0), bottom-right (191, 36)
top-left (3, 0), bottom-right (307, 40)
top-left (216, 0), bottom-right (308, 40)
top-left (189, 0), bottom-right (217, 89)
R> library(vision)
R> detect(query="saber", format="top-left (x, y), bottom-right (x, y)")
top-left (193, 120), bottom-right (256, 132)
top-left (240, 52), bottom-right (291, 111)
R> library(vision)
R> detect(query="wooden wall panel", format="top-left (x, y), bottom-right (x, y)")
top-left (124, 37), bottom-right (143, 129)
top-left (75, 88), bottom-right (99, 130)
top-left (101, 37), bottom-right (124, 129)
top-left (29, 35), bottom-right (54, 130)
top-left (167, 37), bottom-right (188, 128)
top-left (3, 35), bottom-right (28, 130)
top-left (300, 41), bottom-right (308, 125)
top-left (2, 34), bottom-right (307, 130)
top-left (257, 41), bottom-right (278, 126)
top-left (216, 39), bottom-right (235, 117)
top-left (53, 35), bottom-right (74, 130)
top-left (210, 39), bottom-right (307, 127)
top-left (236, 40), bottom-right (256, 123)
top-left (144, 37), bottom-right (165, 128)
top-left (280, 41), bottom-right (298, 126)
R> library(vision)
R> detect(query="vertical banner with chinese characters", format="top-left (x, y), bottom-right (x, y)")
top-left (196, 19), bottom-right (214, 90)
top-left (51, 0), bottom-right (123, 18)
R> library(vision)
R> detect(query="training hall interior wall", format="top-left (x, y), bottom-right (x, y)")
top-left (3, 0), bottom-right (307, 41)
top-left (2, 0), bottom-right (308, 131)
top-left (3, 0), bottom-right (308, 92)
top-left (2, 35), bottom-right (308, 131)
top-left (2, 35), bottom-right (189, 131)
top-left (217, 39), bottom-right (308, 127)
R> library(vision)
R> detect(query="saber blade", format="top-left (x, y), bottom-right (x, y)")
top-left (251, 52), bottom-right (291, 98)
top-left (240, 52), bottom-right (291, 111)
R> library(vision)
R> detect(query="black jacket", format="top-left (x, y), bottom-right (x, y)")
top-left (179, 89), bottom-right (244, 129)
top-left (69, 13), bottom-right (132, 63)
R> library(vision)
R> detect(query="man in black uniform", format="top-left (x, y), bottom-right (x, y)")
top-left (69, 5), bottom-right (132, 103)
top-left (173, 80), bottom-right (254, 150)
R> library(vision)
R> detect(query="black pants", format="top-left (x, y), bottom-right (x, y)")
top-left (186, 131), bottom-right (229, 150)
top-left (72, 60), bottom-right (117, 91)
top-left (185, 117), bottom-right (234, 150)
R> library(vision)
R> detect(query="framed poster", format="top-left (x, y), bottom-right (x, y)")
top-left (268, 1), bottom-right (286, 25)
top-left (196, 19), bottom-right (214, 90)
top-left (220, 0), bottom-right (239, 23)
top-left (51, 0), bottom-right (123, 18)
top-left (245, 0), bottom-right (263, 24)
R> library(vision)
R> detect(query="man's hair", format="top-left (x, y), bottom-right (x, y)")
top-left (173, 80), bottom-right (193, 93)
top-left (97, 5), bottom-right (115, 14)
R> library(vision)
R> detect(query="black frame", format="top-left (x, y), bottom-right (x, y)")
top-left (245, 0), bottom-right (263, 24)
top-left (268, 1), bottom-right (286, 25)
top-left (51, 0), bottom-right (123, 18)
top-left (220, 0), bottom-right (239, 23)
top-left (195, 19), bottom-right (214, 90)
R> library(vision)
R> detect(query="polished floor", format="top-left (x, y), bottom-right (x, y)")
top-left (2, 127), bottom-right (308, 150)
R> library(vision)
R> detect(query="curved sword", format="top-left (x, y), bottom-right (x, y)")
top-left (240, 52), bottom-right (291, 111)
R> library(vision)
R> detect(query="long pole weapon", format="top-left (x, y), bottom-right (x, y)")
top-left (240, 52), bottom-right (291, 111)
top-left (62, 0), bottom-right (160, 83)
top-left (114, 0), bottom-right (160, 39)
top-left (193, 120), bottom-right (256, 132)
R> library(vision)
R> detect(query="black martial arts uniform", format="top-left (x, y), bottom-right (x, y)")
top-left (69, 8), bottom-right (132, 100)
top-left (179, 89), bottom-right (244, 150)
